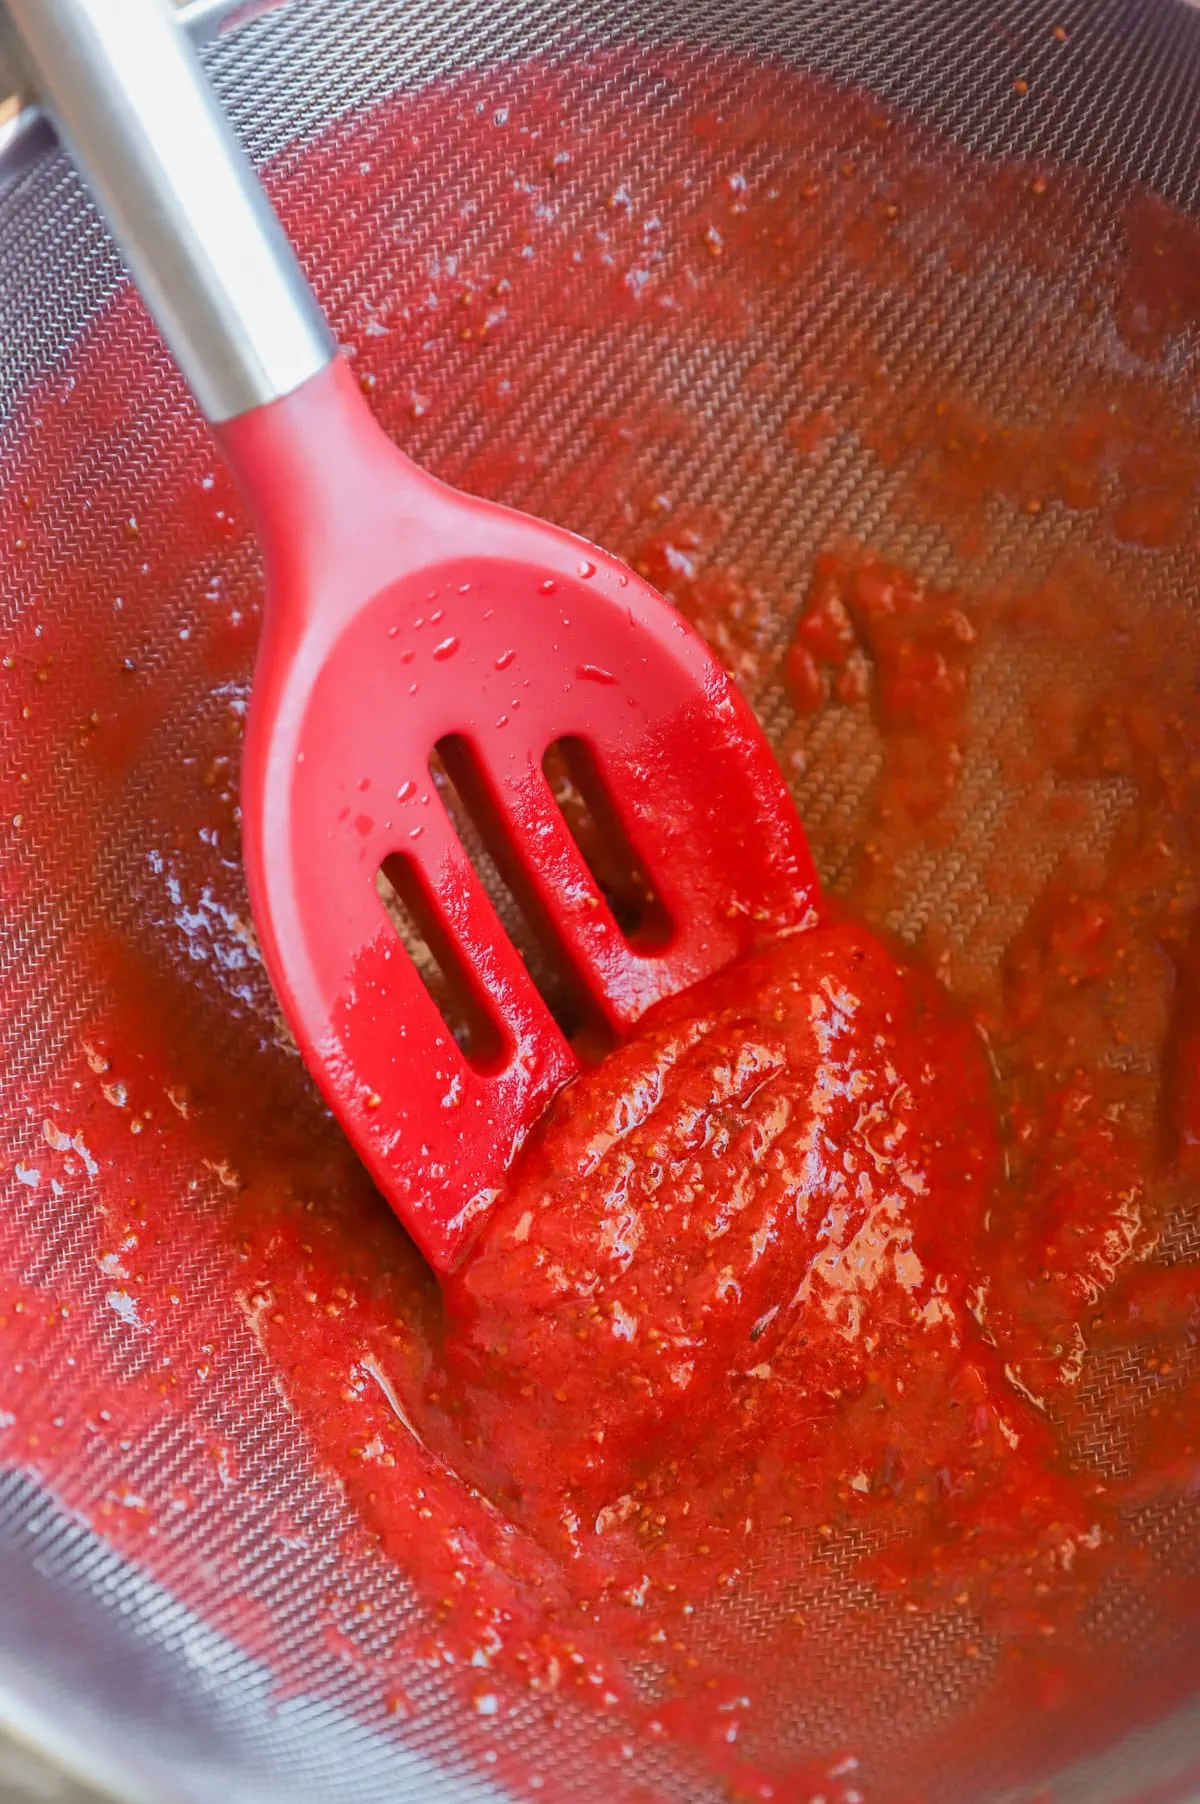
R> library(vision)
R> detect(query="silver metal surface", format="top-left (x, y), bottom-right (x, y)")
top-left (0, 1729), bottom-right (112, 1803)
top-left (3, 0), bottom-right (332, 421)
top-left (0, 3), bottom-right (288, 217)
top-left (0, 0), bottom-right (1199, 1800)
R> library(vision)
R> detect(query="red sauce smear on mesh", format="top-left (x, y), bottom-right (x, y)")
top-left (2, 45), bottom-right (1200, 1804)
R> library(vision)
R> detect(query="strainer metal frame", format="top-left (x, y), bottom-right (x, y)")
top-left (2, 2), bottom-right (1200, 1800)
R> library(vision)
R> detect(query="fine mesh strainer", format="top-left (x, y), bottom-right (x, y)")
top-left (2, 1), bottom-right (1200, 1801)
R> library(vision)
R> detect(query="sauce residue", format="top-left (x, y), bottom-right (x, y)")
top-left (1, 43), bottom-right (1200, 1804)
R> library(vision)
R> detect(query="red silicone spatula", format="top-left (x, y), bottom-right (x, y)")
top-left (12, 0), bottom-right (819, 1271)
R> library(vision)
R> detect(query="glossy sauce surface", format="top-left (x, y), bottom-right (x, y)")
top-left (442, 921), bottom-right (1002, 1537)
top-left (1, 43), bottom-right (1199, 1804)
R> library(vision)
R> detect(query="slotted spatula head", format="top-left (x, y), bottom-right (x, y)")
top-left (10, 0), bottom-right (818, 1272)
top-left (224, 359), bottom-right (819, 1269)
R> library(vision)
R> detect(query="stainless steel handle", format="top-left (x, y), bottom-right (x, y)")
top-left (5, 0), bottom-right (335, 422)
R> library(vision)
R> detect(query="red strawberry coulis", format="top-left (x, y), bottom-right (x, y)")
top-left (1, 42), bottom-right (1200, 1804)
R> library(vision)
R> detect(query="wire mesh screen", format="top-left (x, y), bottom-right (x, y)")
top-left (2, 1), bottom-right (1200, 1800)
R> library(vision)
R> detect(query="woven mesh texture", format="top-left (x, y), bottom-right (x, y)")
top-left (2, 1), bottom-right (1200, 1800)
